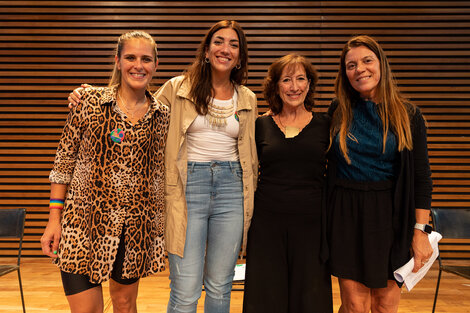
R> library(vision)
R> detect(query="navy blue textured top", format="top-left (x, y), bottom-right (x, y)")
top-left (333, 99), bottom-right (399, 181)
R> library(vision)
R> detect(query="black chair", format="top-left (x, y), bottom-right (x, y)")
top-left (0, 208), bottom-right (26, 313)
top-left (431, 208), bottom-right (470, 313)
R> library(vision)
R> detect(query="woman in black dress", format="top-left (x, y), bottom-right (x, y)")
top-left (243, 54), bottom-right (333, 313)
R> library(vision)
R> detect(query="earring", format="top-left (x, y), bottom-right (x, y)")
top-left (236, 63), bottom-right (241, 70)
top-left (204, 57), bottom-right (210, 64)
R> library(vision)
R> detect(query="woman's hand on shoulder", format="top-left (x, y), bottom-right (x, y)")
top-left (68, 83), bottom-right (92, 109)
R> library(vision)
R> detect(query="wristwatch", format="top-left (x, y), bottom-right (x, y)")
top-left (414, 223), bottom-right (432, 234)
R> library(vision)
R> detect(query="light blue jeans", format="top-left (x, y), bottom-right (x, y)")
top-left (167, 161), bottom-right (244, 313)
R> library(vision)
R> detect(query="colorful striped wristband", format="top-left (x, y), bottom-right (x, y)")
top-left (49, 198), bottom-right (65, 210)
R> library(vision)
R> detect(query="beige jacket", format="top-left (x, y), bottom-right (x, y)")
top-left (154, 75), bottom-right (258, 257)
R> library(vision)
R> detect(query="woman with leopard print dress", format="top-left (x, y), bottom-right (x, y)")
top-left (40, 31), bottom-right (170, 313)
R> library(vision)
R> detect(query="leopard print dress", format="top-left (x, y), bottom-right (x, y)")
top-left (49, 86), bottom-right (169, 283)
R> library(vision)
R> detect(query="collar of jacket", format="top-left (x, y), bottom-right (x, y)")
top-left (175, 77), bottom-right (254, 111)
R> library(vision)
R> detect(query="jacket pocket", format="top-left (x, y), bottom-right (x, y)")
top-left (166, 170), bottom-right (179, 186)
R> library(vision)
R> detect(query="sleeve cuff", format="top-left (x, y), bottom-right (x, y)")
top-left (49, 170), bottom-right (72, 185)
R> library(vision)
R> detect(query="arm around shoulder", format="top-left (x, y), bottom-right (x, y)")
top-left (68, 83), bottom-right (93, 108)
top-left (327, 98), bottom-right (339, 117)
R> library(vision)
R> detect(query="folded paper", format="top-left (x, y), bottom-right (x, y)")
top-left (393, 231), bottom-right (442, 291)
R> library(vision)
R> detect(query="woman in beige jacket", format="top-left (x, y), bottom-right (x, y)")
top-left (156, 20), bottom-right (257, 313)
top-left (68, 20), bottom-right (257, 313)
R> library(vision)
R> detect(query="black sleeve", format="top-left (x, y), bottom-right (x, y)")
top-left (327, 98), bottom-right (339, 117)
top-left (411, 107), bottom-right (433, 209)
top-left (255, 116), bottom-right (267, 160)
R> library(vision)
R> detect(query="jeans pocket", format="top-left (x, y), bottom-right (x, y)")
top-left (232, 168), bottom-right (243, 179)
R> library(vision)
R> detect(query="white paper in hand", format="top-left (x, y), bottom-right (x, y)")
top-left (393, 231), bottom-right (442, 291)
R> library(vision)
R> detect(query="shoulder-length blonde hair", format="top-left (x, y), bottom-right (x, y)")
top-left (264, 54), bottom-right (318, 115)
top-left (331, 35), bottom-right (415, 164)
top-left (109, 31), bottom-right (158, 87)
top-left (184, 20), bottom-right (249, 115)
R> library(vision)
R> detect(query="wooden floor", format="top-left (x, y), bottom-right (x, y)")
top-left (0, 258), bottom-right (469, 313)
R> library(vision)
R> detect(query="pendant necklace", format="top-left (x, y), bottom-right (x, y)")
top-left (118, 92), bottom-right (148, 121)
top-left (277, 115), bottom-right (300, 138)
top-left (206, 91), bottom-right (235, 127)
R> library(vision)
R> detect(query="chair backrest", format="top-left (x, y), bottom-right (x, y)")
top-left (0, 208), bottom-right (26, 239)
top-left (431, 208), bottom-right (470, 239)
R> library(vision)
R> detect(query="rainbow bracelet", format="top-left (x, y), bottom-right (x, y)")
top-left (49, 198), bottom-right (64, 210)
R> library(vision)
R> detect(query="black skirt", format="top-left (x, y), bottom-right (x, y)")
top-left (327, 179), bottom-right (396, 288)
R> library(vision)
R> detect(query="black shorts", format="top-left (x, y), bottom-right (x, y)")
top-left (61, 235), bottom-right (139, 296)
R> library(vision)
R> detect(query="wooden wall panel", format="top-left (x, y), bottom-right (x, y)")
top-left (0, 1), bottom-right (469, 258)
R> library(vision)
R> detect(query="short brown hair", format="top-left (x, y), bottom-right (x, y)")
top-left (264, 54), bottom-right (318, 115)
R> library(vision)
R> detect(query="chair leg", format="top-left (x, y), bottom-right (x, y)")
top-left (17, 268), bottom-right (26, 313)
top-left (432, 268), bottom-right (442, 313)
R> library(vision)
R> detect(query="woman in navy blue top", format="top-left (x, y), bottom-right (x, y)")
top-left (327, 35), bottom-right (433, 313)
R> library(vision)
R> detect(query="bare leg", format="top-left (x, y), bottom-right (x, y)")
top-left (370, 280), bottom-right (401, 313)
top-left (109, 278), bottom-right (140, 313)
top-left (338, 278), bottom-right (371, 313)
top-left (66, 285), bottom-right (104, 313)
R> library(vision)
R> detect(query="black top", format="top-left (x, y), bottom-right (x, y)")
top-left (255, 113), bottom-right (330, 214)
